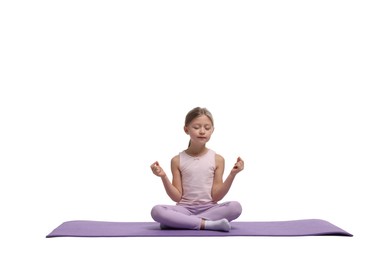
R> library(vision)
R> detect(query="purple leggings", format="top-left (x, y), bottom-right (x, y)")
top-left (151, 201), bottom-right (242, 230)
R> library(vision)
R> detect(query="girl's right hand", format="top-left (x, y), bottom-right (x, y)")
top-left (150, 161), bottom-right (166, 177)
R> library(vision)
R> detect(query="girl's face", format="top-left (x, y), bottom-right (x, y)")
top-left (184, 115), bottom-right (214, 146)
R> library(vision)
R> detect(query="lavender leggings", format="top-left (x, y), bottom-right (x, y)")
top-left (151, 201), bottom-right (242, 230)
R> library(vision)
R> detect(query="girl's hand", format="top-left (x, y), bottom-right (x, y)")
top-left (231, 156), bottom-right (244, 175)
top-left (150, 161), bottom-right (166, 177)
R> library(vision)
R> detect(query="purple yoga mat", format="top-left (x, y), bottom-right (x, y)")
top-left (46, 219), bottom-right (352, 237)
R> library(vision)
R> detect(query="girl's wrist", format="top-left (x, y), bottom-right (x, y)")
top-left (229, 171), bottom-right (237, 177)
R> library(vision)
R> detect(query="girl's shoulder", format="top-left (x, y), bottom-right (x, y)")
top-left (170, 154), bottom-right (180, 170)
top-left (215, 152), bottom-right (225, 163)
top-left (171, 154), bottom-right (180, 163)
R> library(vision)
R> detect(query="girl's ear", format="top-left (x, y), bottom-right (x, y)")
top-left (184, 126), bottom-right (189, 134)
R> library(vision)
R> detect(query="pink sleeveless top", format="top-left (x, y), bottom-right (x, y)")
top-left (178, 149), bottom-right (216, 205)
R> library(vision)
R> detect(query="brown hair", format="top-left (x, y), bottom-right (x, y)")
top-left (185, 107), bottom-right (214, 126)
top-left (185, 107), bottom-right (214, 147)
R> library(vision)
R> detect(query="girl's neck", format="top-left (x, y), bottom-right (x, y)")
top-left (185, 145), bottom-right (208, 157)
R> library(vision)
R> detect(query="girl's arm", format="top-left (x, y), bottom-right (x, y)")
top-left (211, 155), bottom-right (244, 202)
top-left (150, 157), bottom-right (182, 202)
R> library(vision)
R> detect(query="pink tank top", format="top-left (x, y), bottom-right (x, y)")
top-left (178, 149), bottom-right (216, 205)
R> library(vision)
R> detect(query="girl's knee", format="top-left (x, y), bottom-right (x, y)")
top-left (221, 201), bottom-right (242, 220)
top-left (151, 205), bottom-right (164, 221)
top-left (230, 201), bottom-right (242, 217)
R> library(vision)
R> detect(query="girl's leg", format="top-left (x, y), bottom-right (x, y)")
top-left (151, 204), bottom-right (202, 230)
top-left (198, 201), bottom-right (242, 221)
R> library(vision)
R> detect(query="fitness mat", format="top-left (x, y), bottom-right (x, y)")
top-left (46, 219), bottom-right (352, 237)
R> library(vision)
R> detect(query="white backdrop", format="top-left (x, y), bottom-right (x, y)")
top-left (1, 1), bottom-right (389, 259)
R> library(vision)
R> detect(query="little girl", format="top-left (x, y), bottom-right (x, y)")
top-left (150, 107), bottom-right (244, 232)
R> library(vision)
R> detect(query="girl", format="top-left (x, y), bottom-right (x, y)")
top-left (150, 107), bottom-right (244, 232)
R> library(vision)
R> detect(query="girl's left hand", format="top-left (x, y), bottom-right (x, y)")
top-left (231, 156), bottom-right (244, 175)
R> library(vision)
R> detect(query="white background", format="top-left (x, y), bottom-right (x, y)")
top-left (1, 1), bottom-right (389, 259)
